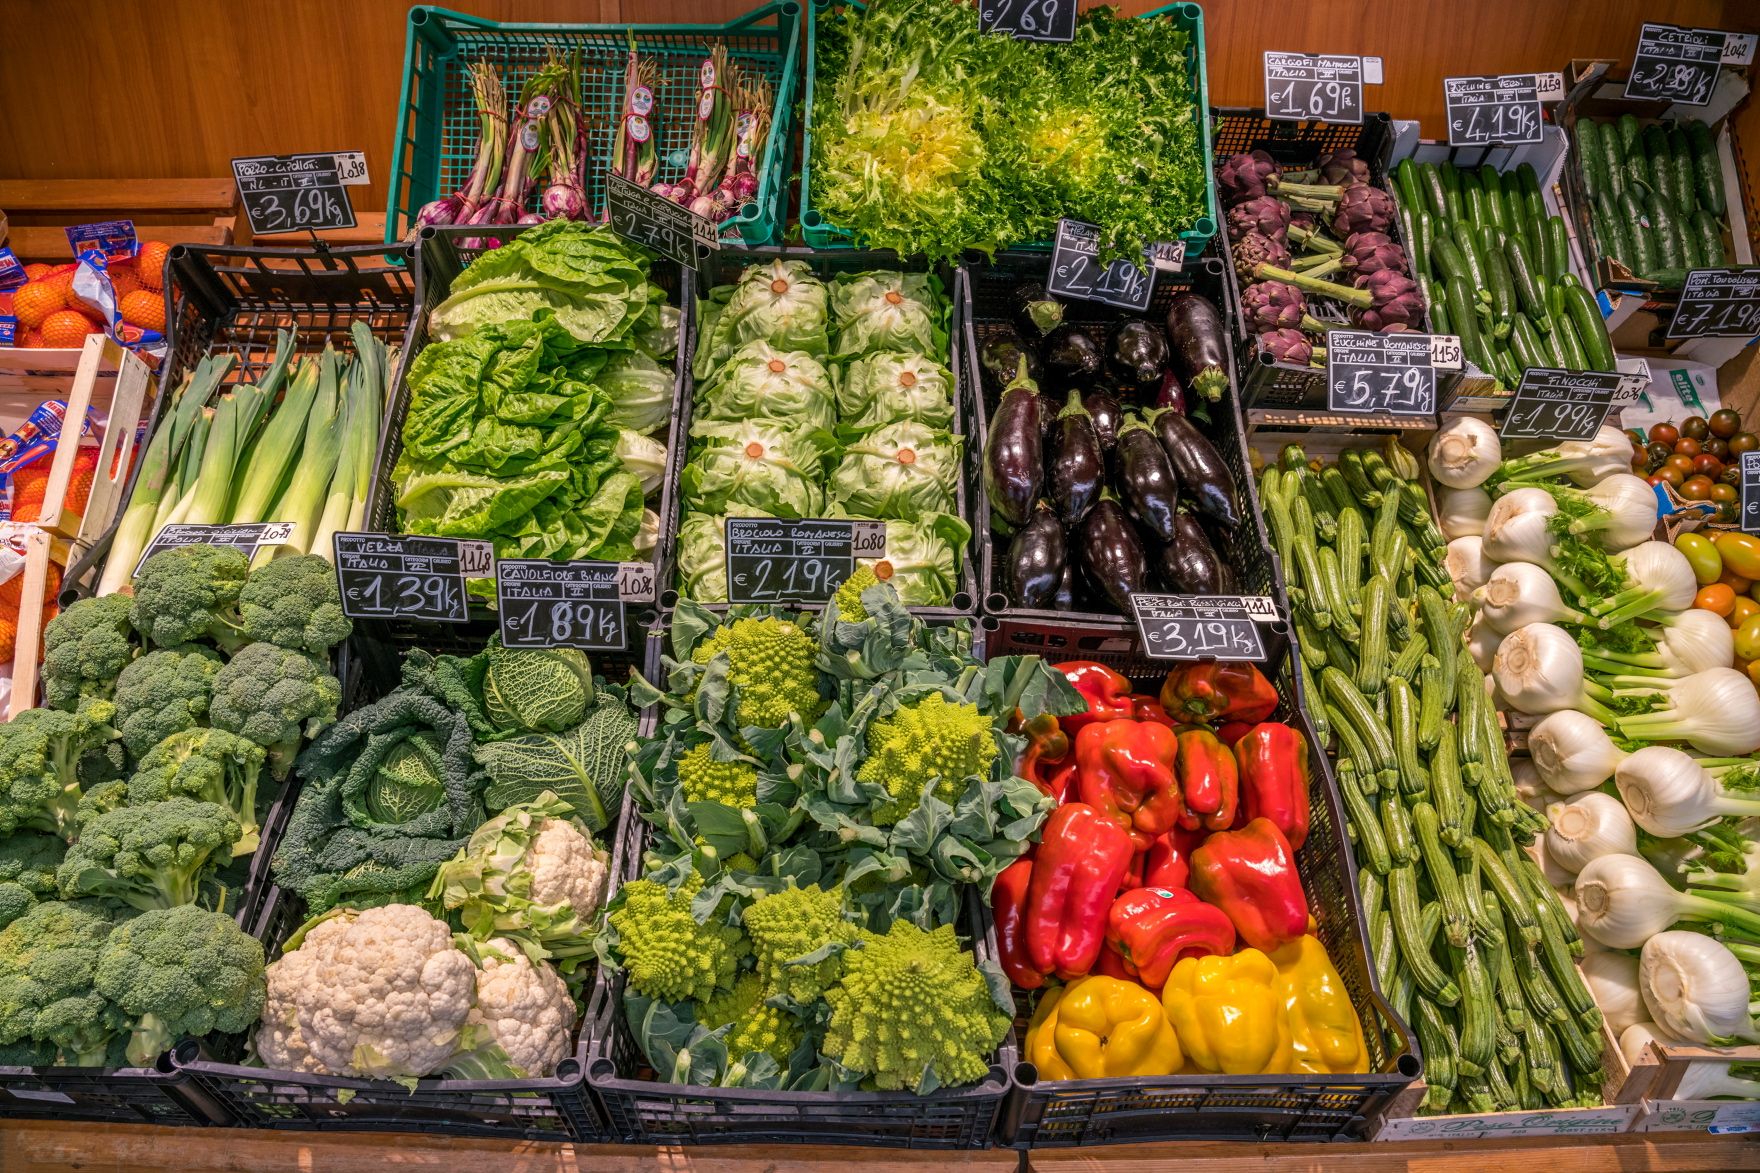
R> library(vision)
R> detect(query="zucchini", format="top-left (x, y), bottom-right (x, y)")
top-left (1462, 166), bottom-right (1487, 227)
top-left (1336, 504), bottom-right (1365, 601)
top-left (1509, 311), bottom-right (1549, 374)
top-left (1439, 159), bottom-right (1466, 221)
top-left (1414, 997), bottom-right (1459, 1109)
top-left (1429, 726), bottom-right (1468, 850)
top-left (1552, 307), bottom-right (1590, 371)
top-left (1413, 211), bottom-right (1434, 282)
top-left (1480, 163), bottom-right (1508, 230)
top-left (1395, 158), bottom-right (1425, 215)
top-left (1504, 234), bottom-right (1547, 323)
top-left (1694, 208), bottom-right (1726, 267)
top-left (1480, 225), bottom-right (1517, 337)
top-left (1319, 465), bottom-right (1355, 517)
top-left (1450, 936), bottom-right (1497, 1076)
top-left (1391, 628), bottom-right (1428, 681)
top-left (1322, 666), bottom-right (1398, 789)
top-left (1678, 209), bottom-right (1704, 271)
top-left (1423, 274), bottom-right (1450, 334)
top-left (1381, 794), bottom-right (1418, 865)
top-left (1534, 291), bottom-right (1569, 368)
top-left (1388, 674), bottom-right (1426, 794)
top-left (1543, 216), bottom-right (1570, 284)
top-left (1474, 840), bottom-right (1541, 947)
top-left (1667, 124), bottom-right (1696, 216)
top-left (1339, 760), bottom-right (1392, 875)
top-left (1517, 164), bottom-right (1546, 259)
top-left (1418, 160), bottom-right (1450, 221)
top-left (1622, 188), bottom-right (1659, 275)
top-left (1445, 273), bottom-right (1489, 373)
top-left (1389, 864), bottom-right (1461, 1005)
top-left (1358, 574), bottom-right (1391, 696)
top-left (1574, 118), bottom-right (1605, 203)
top-left (1317, 546), bottom-right (1357, 635)
top-left (1431, 233), bottom-right (1472, 286)
top-left (1562, 282), bottom-right (1616, 372)
top-left (1451, 219), bottom-right (1489, 289)
top-left (1686, 119), bottom-right (1724, 217)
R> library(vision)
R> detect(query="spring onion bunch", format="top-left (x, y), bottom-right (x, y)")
top-left (412, 61), bottom-right (507, 235)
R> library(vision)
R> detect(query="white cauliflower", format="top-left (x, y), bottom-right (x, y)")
top-left (465, 939), bottom-right (577, 1078)
top-left (254, 942), bottom-right (324, 1073)
top-left (526, 817), bottom-right (610, 916)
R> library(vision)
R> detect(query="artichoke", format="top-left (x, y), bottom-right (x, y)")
top-left (1316, 148), bottom-right (1372, 186)
top-left (1217, 151), bottom-right (1342, 211)
top-left (1226, 196), bottom-right (1290, 241)
top-left (1259, 328), bottom-right (1315, 367)
top-left (1350, 270), bottom-right (1427, 332)
top-left (1232, 231), bottom-right (1291, 285)
top-left (1329, 183), bottom-right (1396, 238)
top-left (1342, 231), bottom-right (1410, 278)
top-left (1241, 281), bottom-right (1307, 334)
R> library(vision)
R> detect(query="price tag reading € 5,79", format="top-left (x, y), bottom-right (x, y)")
top-left (231, 153), bottom-right (361, 235)
top-left (1625, 23), bottom-right (1731, 106)
top-left (1325, 330), bottom-right (1439, 418)
top-left (1742, 452), bottom-right (1760, 538)
top-left (1131, 594), bottom-right (1277, 662)
top-left (332, 533), bottom-right (491, 624)
top-left (605, 174), bottom-right (719, 270)
top-left (724, 518), bottom-right (885, 605)
top-left (1499, 369), bottom-right (1623, 442)
top-left (976, 0), bottom-right (1074, 43)
top-left (134, 522), bottom-right (296, 577)
top-left (1264, 52), bottom-right (1365, 124)
top-left (1046, 219), bottom-right (1183, 312)
top-left (1443, 74), bottom-right (1559, 147)
top-left (496, 559), bottom-right (653, 651)
top-left (1668, 268), bottom-right (1760, 340)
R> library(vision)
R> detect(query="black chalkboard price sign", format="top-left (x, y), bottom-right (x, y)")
top-left (332, 533), bottom-right (491, 624)
top-left (1130, 594), bottom-right (1277, 662)
top-left (1499, 369), bottom-right (1622, 441)
top-left (135, 522), bottom-right (296, 577)
top-left (724, 517), bottom-right (885, 605)
top-left (1443, 74), bottom-right (1557, 147)
top-left (1264, 52), bottom-right (1365, 124)
top-left (1624, 23), bottom-right (1736, 106)
top-left (1325, 330), bottom-right (1438, 418)
top-left (496, 559), bottom-right (652, 651)
top-left (231, 153), bottom-right (364, 235)
top-left (1667, 268), bottom-right (1760, 340)
top-left (1743, 452), bottom-right (1760, 537)
top-left (977, 0), bottom-right (1075, 42)
top-left (1046, 219), bottom-right (1182, 312)
top-left (606, 174), bottom-right (719, 269)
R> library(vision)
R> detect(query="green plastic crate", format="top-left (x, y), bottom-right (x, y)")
top-left (387, 3), bottom-right (801, 250)
top-left (799, 0), bottom-right (1218, 258)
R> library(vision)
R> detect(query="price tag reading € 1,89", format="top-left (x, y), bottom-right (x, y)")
top-left (1264, 52), bottom-right (1365, 124)
top-left (496, 559), bottom-right (653, 651)
top-left (1131, 594), bottom-right (1277, 662)
top-left (1046, 219), bottom-right (1182, 313)
top-left (134, 522), bottom-right (295, 577)
top-left (333, 533), bottom-right (490, 624)
top-left (724, 518), bottom-right (885, 605)
top-left (1325, 330), bottom-right (1439, 417)
top-left (1500, 369), bottom-right (1622, 441)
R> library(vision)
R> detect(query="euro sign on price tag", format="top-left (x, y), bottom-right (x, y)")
top-left (231, 153), bottom-right (359, 235)
top-left (1131, 594), bottom-right (1277, 662)
top-left (724, 518), bottom-right (884, 604)
top-left (1325, 330), bottom-right (1438, 417)
top-left (976, 0), bottom-right (1074, 42)
top-left (1264, 52), bottom-right (1365, 124)
top-left (134, 522), bottom-right (296, 577)
top-left (1625, 23), bottom-right (1728, 106)
top-left (605, 174), bottom-right (717, 270)
top-left (1046, 219), bottom-right (1181, 312)
top-left (332, 533), bottom-right (486, 624)
top-left (1444, 74), bottom-right (1547, 146)
top-left (1499, 369), bottom-right (1622, 441)
top-left (1668, 268), bottom-right (1760, 339)
top-left (496, 559), bottom-right (651, 651)
top-left (1742, 452), bottom-right (1760, 537)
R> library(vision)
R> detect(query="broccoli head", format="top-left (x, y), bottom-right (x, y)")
top-left (0, 899), bottom-right (126, 1065)
top-left (128, 543), bottom-right (251, 651)
top-left (57, 797), bottom-right (241, 911)
top-left (112, 645), bottom-right (224, 761)
top-left (695, 972), bottom-right (801, 1066)
top-left (857, 692), bottom-right (997, 826)
top-left (94, 903), bottom-right (266, 1066)
top-left (605, 872), bottom-right (747, 1004)
top-left (235, 555), bottom-right (352, 655)
top-left (74, 780), bottom-right (130, 833)
top-left (740, 883), bottom-right (855, 1003)
top-left (830, 565), bottom-right (882, 622)
top-left (690, 617), bottom-right (826, 730)
top-left (130, 729), bottom-right (267, 856)
top-left (0, 833), bottom-right (66, 928)
top-left (208, 642), bottom-right (342, 778)
top-left (822, 921), bottom-right (1007, 1091)
top-left (0, 699), bottom-right (120, 841)
top-left (41, 595), bottom-right (137, 712)
top-left (677, 742), bottom-right (759, 808)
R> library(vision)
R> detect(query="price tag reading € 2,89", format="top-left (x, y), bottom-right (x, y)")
top-left (1131, 594), bottom-right (1277, 662)
top-left (1625, 23), bottom-right (1731, 106)
top-left (724, 518), bottom-right (885, 605)
top-left (496, 559), bottom-right (653, 651)
top-left (332, 533), bottom-right (490, 624)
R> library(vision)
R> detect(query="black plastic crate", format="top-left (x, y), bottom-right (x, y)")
top-left (997, 653), bottom-right (1421, 1148)
top-left (0, 1056), bottom-right (229, 1127)
top-left (964, 250), bottom-right (1286, 677)
top-left (659, 247), bottom-right (977, 621)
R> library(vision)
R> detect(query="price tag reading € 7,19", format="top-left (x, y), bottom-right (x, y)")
top-left (332, 533), bottom-right (491, 624)
top-left (1668, 268), bottom-right (1760, 340)
top-left (496, 559), bottom-right (654, 651)
top-left (1131, 594), bottom-right (1278, 662)
top-left (1325, 330), bottom-right (1439, 418)
top-left (724, 518), bottom-right (885, 605)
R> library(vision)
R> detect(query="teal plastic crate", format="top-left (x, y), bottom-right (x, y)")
top-left (387, 3), bottom-right (801, 250)
top-left (800, 0), bottom-right (1218, 258)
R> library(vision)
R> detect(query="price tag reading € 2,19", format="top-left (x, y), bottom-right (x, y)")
top-left (496, 558), bottom-right (653, 651)
top-left (332, 533), bottom-right (490, 624)
top-left (1046, 219), bottom-right (1182, 312)
top-left (724, 518), bottom-right (885, 605)
top-left (1131, 594), bottom-right (1277, 662)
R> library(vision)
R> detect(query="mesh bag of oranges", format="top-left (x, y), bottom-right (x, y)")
top-left (6, 241), bottom-right (169, 348)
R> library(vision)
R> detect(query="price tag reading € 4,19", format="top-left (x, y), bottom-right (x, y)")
top-left (724, 518), bottom-right (885, 605)
top-left (134, 522), bottom-right (296, 577)
top-left (1264, 52), bottom-right (1365, 124)
top-left (1443, 74), bottom-right (1560, 147)
top-left (1325, 330), bottom-right (1439, 418)
top-left (332, 533), bottom-right (491, 624)
top-left (1130, 594), bottom-right (1278, 662)
top-left (496, 559), bottom-right (654, 651)
top-left (1500, 369), bottom-right (1623, 442)
top-left (605, 174), bottom-right (719, 270)
top-left (231, 153), bottom-right (361, 235)
top-left (976, 0), bottom-right (1075, 43)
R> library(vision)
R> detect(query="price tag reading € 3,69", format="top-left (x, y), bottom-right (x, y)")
top-left (134, 522), bottom-right (296, 577)
top-left (606, 174), bottom-right (719, 270)
top-left (230, 153), bottom-right (362, 235)
top-left (496, 559), bottom-right (653, 651)
top-left (1500, 369), bottom-right (1623, 442)
top-left (332, 533), bottom-right (491, 624)
top-left (1443, 74), bottom-right (1562, 147)
top-left (976, 0), bottom-right (1075, 43)
top-left (1131, 594), bottom-right (1277, 662)
top-left (724, 518), bottom-right (885, 605)
top-left (1264, 52), bottom-right (1365, 124)
top-left (1326, 330), bottom-right (1439, 418)
top-left (1046, 219), bottom-right (1183, 313)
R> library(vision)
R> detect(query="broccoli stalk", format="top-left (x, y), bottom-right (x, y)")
top-left (208, 643), bottom-right (342, 779)
top-left (128, 729), bottom-right (267, 856)
top-left (57, 798), bottom-right (241, 911)
top-left (94, 904), bottom-right (266, 1066)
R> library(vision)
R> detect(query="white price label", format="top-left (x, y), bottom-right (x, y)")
top-left (1429, 334), bottom-right (1464, 370)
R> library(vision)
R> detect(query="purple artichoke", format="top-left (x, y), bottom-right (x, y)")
top-left (1330, 184), bottom-right (1396, 238)
top-left (1316, 148), bottom-right (1373, 186)
top-left (1342, 231), bottom-right (1410, 278)
top-left (1218, 150), bottom-right (1343, 210)
top-left (1259, 328), bottom-right (1314, 366)
top-left (1350, 270), bottom-right (1427, 331)
top-left (1241, 281), bottom-right (1308, 334)
top-left (1232, 231), bottom-right (1291, 285)
top-left (1227, 196), bottom-right (1291, 241)
top-left (1249, 262), bottom-right (1371, 309)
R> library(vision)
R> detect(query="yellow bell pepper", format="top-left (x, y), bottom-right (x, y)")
top-left (1026, 976), bottom-right (1182, 1080)
top-left (1270, 933), bottom-right (1370, 1074)
top-left (1161, 949), bottom-right (1293, 1074)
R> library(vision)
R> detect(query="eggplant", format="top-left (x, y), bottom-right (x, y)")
top-left (1049, 390), bottom-right (1104, 522)
top-left (980, 327), bottom-right (1043, 390)
top-left (1164, 292), bottom-right (1231, 402)
top-left (1079, 491), bottom-right (1146, 612)
top-left (983, 362), bottom-right (1046, 528)
top-left (1108, 318), bottom-right (1170, 389)
top-left (1053, 561), bottom-right (1079, 611)
top-left (1082, 389), bottom-right (1123, 452)
top-left (1011, 282), bottom-right (1066, 343)
top-left (1037, 393), bottom-right (1062, 438)
top-left (1040, 324), bottom-right (1103, 386)
top-left (1114, 413), bottom-right (1180, 542)
top-left (1145, 406), bottom-right (1239, 528)
top-left (1158, 512), bottom-right (1225, 593)
top-left (1007, 500), bottom-right (1066, 608)
top-left (1155, 368), bottom-right (1187, 411)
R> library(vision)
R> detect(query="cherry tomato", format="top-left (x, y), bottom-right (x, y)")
top-left (1696, 583), bottom-right (1737, 616)
top-left (1645, 441), bottom-right (1673, 467)
top-left (1732, 596), bottom-right (1760, 630)
top-left (1748, 659), bottom-right (1760, 690)
top-left (1681, 475), bottom-right (1716, 501)
top-left (1665, 453), bottom-right (1698, 476)
top-left (1654, 466), bottom-right (1685, 488)
top-left (1676, 532), bottom-right (1723, 584)
top-left (1706, 437), bottom-right (1731, 459)
top-left (1719, 567), bottom-right (1752, 593)
top-left (1730, 432), bottom-right (1760, 456)
top-left (1711, 409), bottom-right (1743, 439)
top-left (1675, 436), bottom-right (1704, 458)
top-left (1714, 532), bottom-right (1760, 580)
top-left (1694, 454), bottom-right (1726, 479)
top-left (1650, 422), bottom-right (1681, 446)
top-left (1736, 613), bottom-right (1760, 662)
top-left (1711, 483), bottom-right (1740, 508)
top-left (1723, 464), bottom-right (1743, 486)
top-left (1683, 416), bottom-right (1711, 441)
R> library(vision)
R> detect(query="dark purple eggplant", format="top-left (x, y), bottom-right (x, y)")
top-left (1114, 413), bottom-right (1180, 542)
top-left (1158, 512), bottom-right (1225, 593)
top-left (983, 361), bottom-right (1046, 528)
top-left (1054, 561), bottom-right (1078, 610)
top-left (1165, 292), bottom-right (1231, 402)
top-left (1155, 368), bottom-right (1187, 411)
top-left (1037, 393), bottom-right (1061, 438)
top-left (1008, 500), bottom-right (1066, 608)
top-left (1145, 406), bottom-right (1239, 528)
top-left (980, 327), bottom-right (1043, 390)
top-left (1082, 389), bottom-right (1122, 452)
top-left (1079, 491), bottom-right (1146, 612)
top-left (1040, 324), bottom-right (1103, 386)
top-left (1049, 390), bottom-right (1104, 522)
top-left (1011, 282), bottom-right (1066, 343)
top-left (1108, 318), bottom-right (1170, 389)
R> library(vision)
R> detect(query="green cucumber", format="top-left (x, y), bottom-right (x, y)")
top-left (1686, 119), bottom-right (1724, 216)
top-left (1644, 123), bottom-right (1678, 213)
top-left (1694, 208), bottom-right (1726, 267)
top-left (1647, 190), bottom-right (1684, 271)
top-left (1622, 189), bottom-right (1659, 275)
top-left (1617, 113), bottom-right (1642, 159)
top-left (1667, 124), bottom-right (1697, 216)
top-left (1574, 119), bottom-right (1605, 202)
top-left (1598, 118), bottom-right (1626, 200)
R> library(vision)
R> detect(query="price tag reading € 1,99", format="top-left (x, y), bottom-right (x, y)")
top-left (1131, 594), bottom-right (1277, 662)
top-left (333, 533), bottom-right (490, 624)
top-left (134, 522), bottom-right (296, 577)
top-left (1264, 52), bottom-right (1365, 124)
top-left (1325, 330), bottom-right (1439, 418)
top-left (496, 559), bottom-right (653, 651)
top-left (724, 518), bottom-right (885, 605)
top-left (1499, 369), bottom-right (1622, 442)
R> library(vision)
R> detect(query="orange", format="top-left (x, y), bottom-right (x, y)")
top-left (12, 445), bottom-right (99, 521)
top-left (107, 267), bottom-right (142, 300)
top-left (11, 281), bottom-right (63, 329)
top-left (22, 263), bottom-right (49, 280)
top-left (16, 330), bottom-right (42, 349)
top-left (38, 309), bottom-right (96, 349)
top-left (135, 241), bottom-right (170, 291)
top-left (120, 290), bottom-right (165, 332)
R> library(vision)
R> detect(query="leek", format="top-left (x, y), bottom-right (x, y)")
top-left (309, 324), bottom-right (386, 561)
top-left (268, 346), bottom-right (344, 555)
top-left (231, 358), bottom-right (321, 523)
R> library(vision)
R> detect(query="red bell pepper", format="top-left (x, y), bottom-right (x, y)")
top-left (1074, 719), bottom-right (1183, 849)
top-left (1235, 721), bottom-right (1311, 851)
top-left (1025, 803), bottom-right (1134, 979)
top-left (1143, 826), bottom-right (1203, 890)
top-left (1214, 719), bottom-right (1255, 746)
top-left (1159, 663), bottom-right (1280, 725)
top-left (1174, 727), bottom-right (1239, 831)
top-left (1055, 661), bottom-right (1133, 733)
top-left (1189, 818), bottom-right (1310, 952)
top-left (1018, 712), bottom-right (1074, 801)
top-left (1129, 694), bottom-right (1179, 728)
top-left (1092, 943), bottom-right (1135, 982)
top-left (992, 856), bottom-right (1044, 990)
top-left (1106, 886), bottom-right (1238, 987)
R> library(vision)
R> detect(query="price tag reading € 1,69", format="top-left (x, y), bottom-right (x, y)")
top-left (605, 174), bottom-right (719, 270)
top-left (1264, 52), bottom-right (1365, 124)
top-left (134, 522), bottom-right (295, 577)
top-left (333, 533), bottom-right (490, 624)
top-left (724, 518), bottom-right (885, 605)
top-left (1046, 219), bottom-right (1183, 313)
top-left (1131, 594), bottom-right (1277, 662)
top-left (976, 0), bottom-right (1074, 42)
top-left (1500, 369), bottom-right (1623, 441)
top-left (1742, 452), bottom-right (1760, 537)
top-left (1668, 268), bottom-right (1760, 340)
top-left (1625, 23), bottom-right (1730, 106)
top-left (496, 559), bottom-right (653, 651)
top-left (231, 153), bottom-right (360, 235)
top-left (1325, 330), bottom-right (1439, 418)
top-left (1444, 74), bottom-right (1555, 147)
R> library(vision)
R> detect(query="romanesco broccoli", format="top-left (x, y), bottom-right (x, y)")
top-left (40, 595), bottom-right (135, 712)
top-left (94, 903), bottom-right (266, 1065)
top-left (0, 699), bottom-right (120, 840)
top-left (831, 566), bottom-right (881, 622)
top-left (57, 797), bottom-right (241, 910)
top-left (677, 743), bottom-right (759, 808)
top-left (208, 642), bottom-right (342, 778)
top-left (234, 554), bottom-right (352, 655)
top-left (691, 617), bottom-right (825, 729)
top-left (606, 872), bottom-right (746, 1003)
top-left (696, 972), bottom-right (800, 1065)
top-left (112, 645), bottom-right (224, 761)
top-left (857, 692), bottom-right (997, 825)
top-left (740, 883), bottom-right (854, 1002)
top-left (822, 921), bottom-right (1007, 1091)
top-left (128, 728), bottom-right (267, 856)
top-left (128, 543), bottom-right (251, 651)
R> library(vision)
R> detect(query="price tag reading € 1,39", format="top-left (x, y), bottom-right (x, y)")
top-left (134, 522), bottom-right (296, 577)
top-left (605, 174), bottom-right (718, 270)
top-left (977, 0), bottom-right (1074, 42)
top-left (1444, 74), bottom-right (1555, 147)
top-left (1668, 268), bottom-right (1760, 340)
top-left (1625, 23), bottom-right (1730, 106)
top-left (231, 153), bottom-right (360, 235)
top-left (1046, 219), bottom-right (1182, 312)
top-left (1264, 52), bottom-right (1365, 124)
top-left (1131, 594), bottom-right (1277, 662)
top-left (1325, 330), bottom-right (1439, 418)
top-left (496, 559), bottom-right (653, 651)
top-left (333, 533), bottom-right (490, 624)
top-left (724, 518), bottom-right (885, 605)
top-left (1742, 452), bottom-right (1760, 538)
top-left (1499, 369), bottom-right (1622, 441)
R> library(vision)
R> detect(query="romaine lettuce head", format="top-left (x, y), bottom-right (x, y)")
top-left (674, 504), bottom-right (774, 603)
top-left (835, 351), bottom-right (955, 432)
top-left (682, 419), bottom-right (833, 517)
top-left (614, 429), bottom-right (668, 495)
top-left (829, 271), bottom-right (946, 359)
top-left (824, 508), bottom-right (970, 606)
top-left (636, 303), bottom-right (681, 362)
top-left (695, 260), bottom-right (829, 376)
top-left (428, 221), bottom-right (658, 344)
top-left (828, 421), bottom-right (959, 521)
top-left (697, 340), bottom-right (837, 431)
top-left (597, 350), bottom-right (675, 435)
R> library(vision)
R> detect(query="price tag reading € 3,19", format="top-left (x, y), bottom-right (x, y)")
top-left (496, 559), bottom-right (653, 651)
top-left (1131, 594), bottom-right (1278, 662)
top-left (332, 533), bottom-right (491, 624)
top-left (724, 518), bottom-right (885, 605)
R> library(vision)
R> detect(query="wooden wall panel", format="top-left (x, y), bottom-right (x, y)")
top-left (0, 0), bottom-right (1755, 221)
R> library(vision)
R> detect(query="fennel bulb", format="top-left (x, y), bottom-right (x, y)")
top-left (1574, 853), bottom-right (1760, 949)
top-left (1580, 951), bottom-right (1647, 1036)
top-left (1429, 417), bottom-right (1502, 489)
top-left (1445, 536), bottom-right (1495, 601)
top-left (1640, 931), bottom-right (1760, 1045)
top-left (1615, 746), bottom-right (1760, 836)
top-left (1467, 615), bottom-right (1503, 673)
top-left (1621, 1022), bottom-right (1760, 1100)
top-left (1614, 669), bottom-right (1760, 757)
top-left (1492, 622), bottom-right (1617, 720)
top-left (1482, 487), bottom-right (1560, 564)
top-left (1529, 709), bottom-right (1628, 793)
top-left (1589, 541), bottom-right (1697, 628)
top-left (1511, 757), bottom-right (1557, 812)
top-left (1439, 485), bottom-right (1493, 539)
top-left (1476, 561), bottom-right (1592, 634)
top-left (1543, 474), bottom-right (1661, 552)
top-left (1545, 791), bottom-right (1638, 874)
top-left (1491, 425), bottom-right (1635, 488)
top-left (1590, 609), bottom-right (1734, 679)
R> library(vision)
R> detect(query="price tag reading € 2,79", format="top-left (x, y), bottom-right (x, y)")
top-left (1131, 594), bottom-right (1277, 662)
top-left (332, 533), bottom-right (490, 624)
top-left (1264, 52), bottom-right (1365, 124)
top-left (496, 559), bottom-right (653, 651)
top-left (1325, 330), bottom-right (1439, 418)
top-left (1625, 23), bottom-right (1730, 106)
top-left (1443, 74), bottom-right (1553, 146)
top-left (134, 522), bottom-right (295, 577)
top-left (605, 173), bottom-right (718, 270)
top-left (976, 0), bottom-right (1074, 42)
top-left (1668, 268), bottom-right (1760, 340)
top-left (1499, 369), bottom-right (1623, 442)
top-left (1046, 219), bottom-right (1182, 312)
top-left (724, 518), bottom-right (885, 605)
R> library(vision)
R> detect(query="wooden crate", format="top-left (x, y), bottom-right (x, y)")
top-left (0, 178), bottom-right (240, 262)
